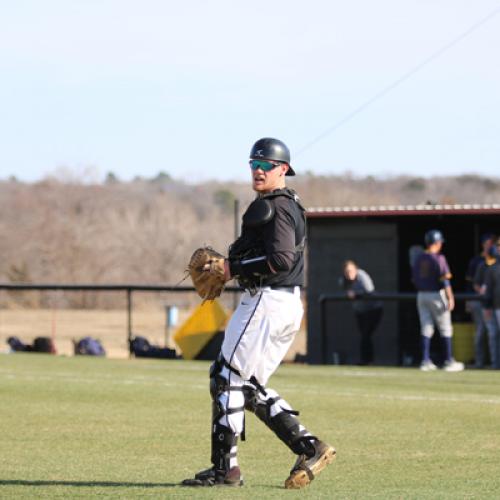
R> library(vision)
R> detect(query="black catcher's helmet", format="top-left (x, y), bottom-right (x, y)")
top-left (250, 138), bottom-right (295, 176)
top-left (424, 229), bottom-right (445, 247)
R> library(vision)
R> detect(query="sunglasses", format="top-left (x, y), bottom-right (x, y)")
top-left (249, 159), bottom-right (281, 172)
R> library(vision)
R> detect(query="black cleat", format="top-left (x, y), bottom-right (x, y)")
top-left (181, 466), bottom-right (243, 487)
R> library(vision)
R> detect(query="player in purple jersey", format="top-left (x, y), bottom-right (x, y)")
top-left (411, 230), bottom-right (464, 372)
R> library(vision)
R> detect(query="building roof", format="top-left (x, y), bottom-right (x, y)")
top-left (306, 203), bottom-right (500, 218)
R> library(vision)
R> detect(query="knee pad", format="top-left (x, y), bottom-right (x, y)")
top-left (209, 357), bottom-right (225, 399)
top-left (210, 361), bottom-right (245, 435)
top-left (210, 372), bottom-right (229, 401)
top-left (244, 387), bottom-right (298, 421)
top-left (243, 384), bottom-right (260, 412)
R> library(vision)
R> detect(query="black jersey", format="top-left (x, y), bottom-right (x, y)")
top-left (228, 188), bottom-right (306, 289)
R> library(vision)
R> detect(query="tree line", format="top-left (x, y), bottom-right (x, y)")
top-left (1, 172), bottom-right (499, 308)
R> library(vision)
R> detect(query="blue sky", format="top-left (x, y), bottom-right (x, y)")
top-left (0, 0), bottom-right (499, 183)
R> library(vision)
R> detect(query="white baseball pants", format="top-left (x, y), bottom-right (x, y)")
top-left (218, 286), bottom-right (303, 437)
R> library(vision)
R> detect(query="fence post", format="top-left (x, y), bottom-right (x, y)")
top-left (127, 288), bottom-right (132, 357)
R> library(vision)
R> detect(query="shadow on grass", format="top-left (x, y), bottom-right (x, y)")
top-left (0, 479), bottom-right (179, 488)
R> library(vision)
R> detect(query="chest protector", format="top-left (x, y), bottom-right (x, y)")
top-left (228, 188), bottom-right (306, 264)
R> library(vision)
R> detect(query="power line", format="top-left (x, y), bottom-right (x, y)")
top-left (296, 7), bottom-right (500, 158)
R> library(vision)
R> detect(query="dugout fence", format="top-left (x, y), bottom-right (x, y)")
top-left (0, 284), bottom-right (481, 365)
top-left (319, 292), bottom-right (483, 365)
top-left (0, 283), bottom-right (242, 356)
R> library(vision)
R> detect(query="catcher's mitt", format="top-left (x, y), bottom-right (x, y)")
top-left (188, 247), bottom-right (227, 301)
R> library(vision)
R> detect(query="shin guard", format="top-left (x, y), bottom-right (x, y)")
top-left (244, 386), bottom-right (316, 456)
top-left (211, 423), bottom-right (238, 473)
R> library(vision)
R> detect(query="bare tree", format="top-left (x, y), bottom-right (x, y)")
top-left (1, 171), bottom-right (499, 308)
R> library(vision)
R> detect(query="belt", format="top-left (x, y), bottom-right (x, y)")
top-left (270, 285), bottom-right (299, 293)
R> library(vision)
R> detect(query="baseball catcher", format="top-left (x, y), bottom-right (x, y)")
top-left (182, 138), bottom-right (336, 489)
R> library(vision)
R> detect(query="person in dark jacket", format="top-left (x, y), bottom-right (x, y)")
top-left (473, 242), bottom-right (498, 368)
top-left (465, 233), bottom-right (495, 368)
top-left (340, 260), bottom-right (383, 365)
top-left (482, 238), bottom-right (500, 369)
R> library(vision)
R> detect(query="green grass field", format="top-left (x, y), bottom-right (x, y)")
top-left (1, 354), bottom-right (499, 499)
